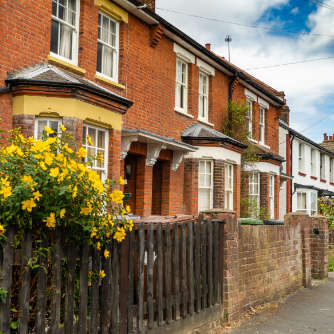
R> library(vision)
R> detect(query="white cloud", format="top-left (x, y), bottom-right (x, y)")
top-left (156, 0), bottom-right (334, 141)
top-left (291, 7), bottom-right (299, 14)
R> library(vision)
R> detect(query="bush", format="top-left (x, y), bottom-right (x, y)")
top-left (0, 127), bottom-right (132, 249)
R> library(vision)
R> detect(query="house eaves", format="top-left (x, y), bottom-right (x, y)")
top-left (114, 0), bottom-right (285, 107)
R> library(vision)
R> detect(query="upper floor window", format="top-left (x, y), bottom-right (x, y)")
top-left (330, 158), bottom-right (334, 183)
top-left (34, 118), bottom-right (61, 139)
top-left (249, 172), bottom-right (260, 218)
top-left (96, 12), bottom-right (120, 82)
top-left (198, 160), bottom-right (213, 212)
top-left (175, 58), bottom-right (188, 113)
top-left (83, 124), bottom-right (109, 182)
top-left (311, 149), bottom-right (316, 176)
top-left (198, 71), bottom-right (209, 122)
top-left (246, 99), bottom-right (253, 138)
top-left (298, 142), bottom-right (305, 172)
top-left (50, 0), bottom-right (79, 64)
top-left (224, 164), bottom-right (234, 211)
top-left (320, 153), bottom-right (326, 180)
top-left (259, 107), bottom-right (265, 144)
top-left (269, 175), bottom-right (275, 219)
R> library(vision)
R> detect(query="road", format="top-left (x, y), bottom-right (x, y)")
top-left (231, 273), bottom-right (334, 334)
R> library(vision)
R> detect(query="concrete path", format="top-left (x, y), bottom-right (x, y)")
top-left (231, 273), bottom-right (334, 334)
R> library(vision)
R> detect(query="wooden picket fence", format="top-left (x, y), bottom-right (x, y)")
top-left (0, 218), bottom-right (224, 333)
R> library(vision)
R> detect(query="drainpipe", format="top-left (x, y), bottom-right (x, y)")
top-left (290, 134), bottom-right (295, 211)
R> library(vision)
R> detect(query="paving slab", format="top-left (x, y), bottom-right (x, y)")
top-left (231, 273), bottom-right (334, 334)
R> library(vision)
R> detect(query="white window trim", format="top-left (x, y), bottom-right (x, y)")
top-left (224, 164), bottom-right (234, 211)
top-left (297, 191), bottom-right (307, 213)
top-left (96, 11), bottom-right (120, 83)
top-left (320, 153), bottom-right (326, 180)
top-left (196, 58), bottom-right (215, 76)
top-left (83, 123), bottom-right (109, 182)
top-left (269, 175), bottom-right (275, 219)
top-left (50, 0), bottom-right (80, 66)
top-left (34, 117), bottom-right (62, 139)
top-left (173, 43), bottom-right (195, 64)
top-left (259, 106), bottom-right (266, 145)
top-left (310, 192), bottom-right (317, 216)
top-left (330, 158), bottom-right (334, 183)
top-left (246, 99), bottom-right (253, 138)
top-left (311, 149), bottom-right (316, 177)
top-left (198, 160), bottom-right (213, 212)
top-left (198, 71), bottom-right (209, 123)
top-left (249, 172), bottom-right (260, 218)
top-left (298, 142), bottom-right (305, 173)
top-left (175, 58), bottom-right (189, 114)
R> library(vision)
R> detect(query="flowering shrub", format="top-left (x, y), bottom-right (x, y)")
top-left (0, 127), bottom-right (133, 249)
top-left (318, 197), bottom-right (334, 226)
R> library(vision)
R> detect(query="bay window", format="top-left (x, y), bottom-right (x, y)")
top-left (297, 192), bottom-right (307, 213)
top-left (330, 158), bottom-right (334, 183)
top-left (248, 172), bottom-right (260, 217)
top-left (96, 12), bottom-right (120, 82)
top-left (311, 192), bottom-right (317, 216)
top-left (34, 118), bottom-right (61, 139)
top-left (269, 175), bottom-right (275, 219)
top-left (50, 0), bottom-right (79, 64)
top-left (175, 58), bottom-right (188, 113)
top-left (198, 160), bottom-right (213, 212)
top-left (82, 124), bottom-right (109, 181)
top-left (224, 164), bottom-right (234, 211)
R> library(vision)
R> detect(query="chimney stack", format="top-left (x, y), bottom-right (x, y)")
top-left (324, 133), bottom-right (328, 141)
top-left (320, 133), bottom-right (334, 152)
top-left (205, 43), bottom-right (211, 51)
top-left (140, 0), bottom-right (155, 11)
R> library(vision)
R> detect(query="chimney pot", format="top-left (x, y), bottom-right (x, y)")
top-left (205, 43), bottom-right (211, 51)
top-left (330, 136), bottom-right (333, 141)
top-left (324, 133), bottom-right (328, 141)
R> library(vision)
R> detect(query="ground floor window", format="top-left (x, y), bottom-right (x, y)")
top-left (198, 160), bottom-right (213, 212)
top-left (249, 172), bottom-right (260, 218)
top-left (82, 124), bottom-right (109, 181)
top-left (224, 164), bottom-right (234, 210)
top-left (297, 192), bottom-right (307, 213)
top-left (269, 175), bottom-right (275, 219)
top-left (34, 118), bottom-right (61, 139)
top-left (310, 192), bottom-right (318, 216)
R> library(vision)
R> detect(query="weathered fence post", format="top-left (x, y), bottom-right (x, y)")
top-left (120, 234), bottom-right (130, 334)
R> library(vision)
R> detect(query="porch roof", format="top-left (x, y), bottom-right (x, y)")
top-left (122, 128), bottom-right (197, 152)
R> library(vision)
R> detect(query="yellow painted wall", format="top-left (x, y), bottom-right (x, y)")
top-left (13, 95), bottom-right (122, 130)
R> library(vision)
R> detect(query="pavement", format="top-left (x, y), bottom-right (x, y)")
top-left (230, 273), bottom-right (334, 334)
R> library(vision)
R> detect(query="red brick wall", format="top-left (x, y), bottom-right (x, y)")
top-left (184, 159), bottom-right (199, 215)
top-left (213, 160), bottom-right (225, 208)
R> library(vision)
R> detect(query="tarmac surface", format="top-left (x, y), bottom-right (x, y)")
top-left (231, 273), bottom-right (334, 334)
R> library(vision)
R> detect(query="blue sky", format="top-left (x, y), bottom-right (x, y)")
top-left (156, 0), bottom-right (334, 143)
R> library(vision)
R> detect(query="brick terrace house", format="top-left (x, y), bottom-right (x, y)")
top-left (0, 0), bottom-right (288, 219)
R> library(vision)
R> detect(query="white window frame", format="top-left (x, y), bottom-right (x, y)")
top-left (249, 172), bottom-right (260, 218)
top-left (330, 158), bottom-right (334, 183)
top-left (96, 11), bottom-right (120, 82)
top-left (320, 153), bottom-right (326, 180)
top-left (34, 117), bottom-right (62, 139)
top-left (198, 71), bottom-right (209, 122)
top-left (311, 149), bottom-right (316, 177)
top-left (310, 192), bottom-right (317, 216)
top-left (50, 0), bottom-right (80, 65)
top-left (175, 58), bottom-right (188, 114)
top-left (269, 175), bottom-right (275, 219)
top-left (198, 160), bottom-right (213, 212)
top-left (259, 106), bottom-right (265, 144)
top-left (246, 99), bottom-right (253, 138)
top-left (82, 124), bottom-right (109, 182)
top-left (224, 164), bottom-right (234, 211)
top-left (297, 192), bottom-right (307, 213)
top-left (298, 142), bottom-right (305, 173)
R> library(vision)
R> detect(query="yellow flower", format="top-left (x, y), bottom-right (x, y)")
top-left (50, 167), bottom-right (59, 178)
top-left (0, 185), bottom-right (12, 199)
top-left (104, 249), bottom-right (110, 259)
top-left (60, 208), bottom-right (66, 219)
top-left (60, 124), bottom-right (67, 132)
top-left (44, 126), bottom-right (55, 135)
top-left (97, 241), bottom-right (101, 250)
top-left (126, 205), bottom-right (131, 213)
top-left (44, 152), bottom-right (54, 166)
top-left (87, 135), bottom-right (93, 146)
top-left (39, 161), bottom-right (47, 171)
top-left (80, 204), bottom-right (92, 215)
top-left (22, 175), bottom-right (35, 185)
top-left (72, 185), bottom-right (78, 199)
top-left (21, 198), bottom-right (37, 212)
top-left (77, 147), bottom-right (87, 159)
top-left (43, 212), bottom-right (56, 228)
top-left (110, 190), bottom-right (124, 204)
top-left (0, 224), bottom-right (5, 235)
top-left (90, 227), bottom-right (97, 238)
top-left (33, 191), bottom-right (42, 201)
top-left (113, 227), bottom-right (126, 243)
top-left (99, 270), bottom-right (106, 279)
top-left (119, 176), bottom-right (125, 185)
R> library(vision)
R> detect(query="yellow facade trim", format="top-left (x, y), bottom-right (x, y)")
top-left (95, 74), bottom-right (126, 90)
top-left (47, 55), bottom-right (86, 75)
top-left (94, 0), bottom-right (128, 23)
top-left (13, 95), bottom-right (122, 131)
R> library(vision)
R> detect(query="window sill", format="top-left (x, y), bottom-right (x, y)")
top-left (248, 138), bottom-right (258, 144)
top-left (310, 176), bottom-right (318, 180)
top-left (175, 109), bottom-right (194, 119)
top-left (298, 172), bottom-right (306, 177)
top-left (95, 74), bottom-right (125, 90)
top-left (330, 182), bottom-right (334, 186)
top-left (197, 118), bottom-right (214, 127)
top-left (320, 179), bottom-right (326, 183)
top-left (47, 55), bottom-right (86, 75)
top-left (258, 142), bottom-right (270, 150)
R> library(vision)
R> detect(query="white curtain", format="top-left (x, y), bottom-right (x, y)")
top-left (60, 24), bottom-right (72, 59)
top-left (102, 46), bottom-right (113, 77)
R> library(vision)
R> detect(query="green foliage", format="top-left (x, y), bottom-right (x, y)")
top-left (0, 288), bottom-right (7, 304)
top-left (240, 196), bottom-right (269, 219)
top-left (240, 218), bottom-right (264, 225)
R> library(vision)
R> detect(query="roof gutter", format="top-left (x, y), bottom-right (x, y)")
top-left (182, 136), bottom-right (247, 149)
